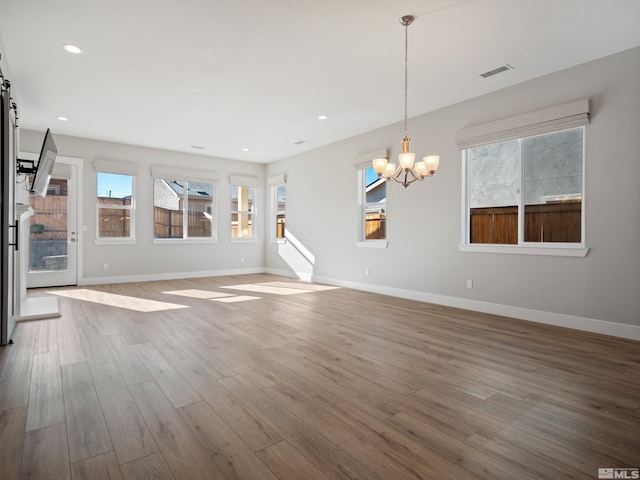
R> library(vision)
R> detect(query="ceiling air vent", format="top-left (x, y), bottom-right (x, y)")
top-left (480, 64), bottom-right (513, 78)
top-left (293, 140), bottom-right (306, 145)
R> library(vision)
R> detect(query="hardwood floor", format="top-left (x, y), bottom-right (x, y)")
top-left (1, 273), bottom-right (639, 479)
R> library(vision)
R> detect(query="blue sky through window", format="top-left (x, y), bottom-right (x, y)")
top-left (97, 173), bottom-right (133, 198)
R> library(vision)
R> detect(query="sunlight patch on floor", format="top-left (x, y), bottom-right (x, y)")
top-left (163, 289), bottom-right (235, 299)
top-left (212, 295), bottom-right (261, 303)
top-left (260, 281), bottom-right (340, 292)
top-left (50, 289), bottom-right (188, 312)
top-left (221, 282), bottom-right (338, 296)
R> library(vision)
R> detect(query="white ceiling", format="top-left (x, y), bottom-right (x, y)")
top-left (1, 0), bottom-right (639, 163)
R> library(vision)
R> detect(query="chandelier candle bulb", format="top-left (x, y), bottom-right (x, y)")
top-left (399, 151), bottom-right (415, 169)
top-left (373, 157), bottom-right (389, 175)
top-left (384, 163), bottom-right (396, 179)
top-left (424, 155), bottom-right (440, 174)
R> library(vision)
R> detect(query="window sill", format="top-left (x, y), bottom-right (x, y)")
top-left (355, 240), bottom-right (388, 249)
top-left (153, 238), bottom-right (218, 245)
top-left (458, 243), bottom-right (589, 257)
top-left (95, 238), bottom-right (136, 246)
top-left (230, 237), bottom-right (257, 244)
top-left (270, 239), bottom-right (287, 244)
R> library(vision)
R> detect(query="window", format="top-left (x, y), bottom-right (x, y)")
top-left (272, 183), bottom-right (286, 241)
top-left (231, 185), bottom-right (255, 239)
top-left (153, 179), bottom-right (215, 240)
top-left (464, 127), bottom-right (584, 246)
top-left (360, 166), bottom-right (387, 242)
top-left (96, 172), bottom-right (134, 240)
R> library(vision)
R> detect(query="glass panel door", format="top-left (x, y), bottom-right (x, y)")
top-left (27, 166), bottom-right (78, 287)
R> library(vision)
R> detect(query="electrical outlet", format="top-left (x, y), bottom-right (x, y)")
top-left (104, 263), bottom-right (109, 270)
top-left (240, 257), bottom-right (245, 263)
top-left (365, 268), bottom-right (370, 276)
top-left (467, 279), bottom-right (473, 289)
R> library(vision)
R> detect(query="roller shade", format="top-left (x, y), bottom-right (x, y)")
top-left (455, 98), bottom-right (589, 149)
top-left (151, 165), bottom-right (218, 183)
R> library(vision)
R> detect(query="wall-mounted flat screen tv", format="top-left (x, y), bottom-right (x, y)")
top-left (30, 128), bottom-right (57, 198)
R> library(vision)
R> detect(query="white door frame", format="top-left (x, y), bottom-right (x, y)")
top-left (23, 154), bottom-right (83, 288)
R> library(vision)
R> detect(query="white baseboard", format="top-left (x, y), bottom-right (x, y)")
top-left (311, 274), bottom-right (640, 341)
top-left (80, 267), bottom-right (265, 286)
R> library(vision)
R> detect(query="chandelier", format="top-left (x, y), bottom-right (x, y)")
top-left (372, 15), bottom-right (440, 188)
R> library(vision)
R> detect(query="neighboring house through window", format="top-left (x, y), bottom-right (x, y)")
top-left (153, 179), bottom-right (215, 240)
top-left (360, 166), bottom-right (387, 242)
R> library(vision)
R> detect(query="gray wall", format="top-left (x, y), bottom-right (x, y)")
top-left (18, 47), bottom-right (640, 332)
top-left (19, 132), bottom-right (266, 282)
top-left (266, 47), bottom-right (640, 329)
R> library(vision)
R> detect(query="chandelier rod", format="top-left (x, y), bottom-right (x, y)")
top-left (403, 17), bottom-right (409, 138)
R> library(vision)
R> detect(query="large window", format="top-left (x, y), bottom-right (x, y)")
top-left (464, 127), bottom-right (584, 246)
top-left (360, 166), bottom-right (386, 241)
top-left (96, 172), bottom-right (134, 240)
top-left (153, 179), bottom-right (215, 240)
top-left (231, 185), bottom-right (255, 239)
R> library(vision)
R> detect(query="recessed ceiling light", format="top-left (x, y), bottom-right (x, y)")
top-left (62, 44), bottom-right (83, 54)
top-left (57, 116), bottom-right (69, 121)
top-left (318, 115), bottom-right (328, 120)
top-left (242, 148), bottom-right (249, 152)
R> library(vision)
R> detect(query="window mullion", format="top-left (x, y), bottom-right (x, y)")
top-left (182, 182), bottom-right (188, 239)
top-left (517, 138), bottom-right (524, 245)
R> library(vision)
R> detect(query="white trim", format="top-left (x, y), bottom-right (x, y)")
top-left (152, 238), bottom-right (218, 245)
top-left (229, 175), bottom-right (259, 186)
top-left (79, 267), bottom-right (265, 286)
top-left (95, 238), bottom-right (136, 246)
top-left (355, 240), bottom-right (388, 249)
top-left (455, 98), bottom-right (589, 148)
top-left (151, 165), bottom-right (219, 183)
top-left (267, 174), bottom-right (287, 185)
top-left (457, 243), bottom-right (589, 257)
top-left (94, 158), bottom-right (139, 175)
top-left (310, 274), bottom-right (640, 341)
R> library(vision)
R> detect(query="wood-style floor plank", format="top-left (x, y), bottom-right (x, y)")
top-left (21, 422), bottom-right (71, 480)
top-left (256, 441), bottom-right (331, 480)
top-left (89, 362), bottom-right (159, 465)
top-left (1, 274), bottom-right (638, 480)
top-left (61, 362), bottom-right (113, 463)
top-left (128, 380), bottom-right (224, 480)
top-left (0, 349), bottom-right (33, 411)
top-left (25, 351), bottom-right (65, 432)
top-left (120, 453), bottom-right (175, 480)
top-left (178, 400), bottom-right (279, 480)
top-left (70, 451), bottom-right (123, 480)
top-left (0, 406), bottom-right (27, 480)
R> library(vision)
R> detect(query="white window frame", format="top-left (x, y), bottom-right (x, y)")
top-left (456, 99), bottom-right (590, 257)
top-left (356, 166), bottom-right (388, 249)
top-left (95, 171), bottom-right (136, 245)
top-left (150, 166), bottom-right (219, 244)
top-left (230, 176), bottom-right (258, 243)
top-left (152, 179), bottom-right (217, 244)
top-left (268, 175), bottom-right (287, 243)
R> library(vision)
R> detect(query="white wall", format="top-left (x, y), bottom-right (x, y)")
top-left (265, 47), bottom-right (640, 336)
top-left (19, 132), bottom-right (266, 283)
